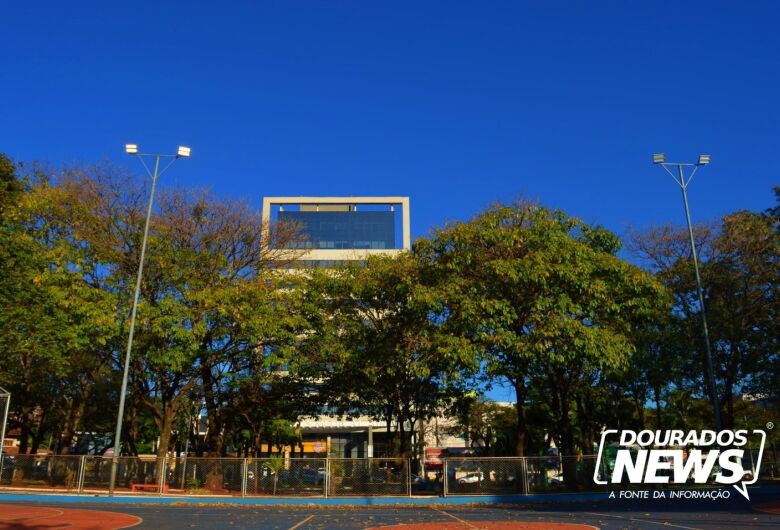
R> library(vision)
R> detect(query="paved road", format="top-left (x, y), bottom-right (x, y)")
top-left (2, 495), bottom-right (777, 530)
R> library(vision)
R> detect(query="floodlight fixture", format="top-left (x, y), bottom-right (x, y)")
top-left (653, 153), bottom-right (665, 164)
top-left (697, 154), bottom-right (711, 165)
top-left (177, 146), bottom-right (191, 158)
top-left (125, 144), bottom-right (139, 155)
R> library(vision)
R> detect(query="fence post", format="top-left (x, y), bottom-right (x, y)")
top-left (241, 458), bottom-right (247, 497)
top-left (77, 455), bottom-right (86, 494)
top-left (158, 456), bottom-right (167, 496)
top-left (520, 457), bottom-right (527, 495)
top-left (324, 457), bottom-right (329, 498)
top-left (442, 459), bottom-right (448, 497)
top-left (407, 458), bottom-right (412, 497)
top-left (180, 454), bottom-right (187, 490)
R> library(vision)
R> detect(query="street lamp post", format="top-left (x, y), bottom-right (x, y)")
top-left (108, 144), bottom-right (191, 495)
top-left (652, 153), bottom-right (723, 432)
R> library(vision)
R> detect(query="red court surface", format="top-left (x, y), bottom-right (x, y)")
top-left (367, 521), bottom-right (598, 530)
top-left (0, 499), bottom-right (777, 529)
top-left (753, 501), bottom-right (780, 515)
top-left (0, 504), bottom-right (141, 529)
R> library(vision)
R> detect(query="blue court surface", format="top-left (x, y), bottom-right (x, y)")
top-left (1, 490), bottom-right (778, 529)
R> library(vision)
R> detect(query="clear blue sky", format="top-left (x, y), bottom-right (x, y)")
top-left (3, 1), bottom-right (778, 236)
top-left (2, 2), bottom-right (778, 398)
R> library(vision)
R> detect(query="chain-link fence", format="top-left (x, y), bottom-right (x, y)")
top-left (758, 460), bottom-right (779, 481)
top-left (246, 458), bottom-right (327, 496)
top-left (81, 456), bottom-right (163, 493)
top-left (167, 457), bottom-right (245, 495)
top-left (444, 457), bottom-right (526, 495)
top-left (1, 453), bottom-right (776, 497)
top-left (0, 454), bottom-right (82, 490)
top-left (329, 458), bottom-right (409, 496)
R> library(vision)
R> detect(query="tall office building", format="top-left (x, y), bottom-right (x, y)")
top-left (261, 197), bottom-right (411, 457)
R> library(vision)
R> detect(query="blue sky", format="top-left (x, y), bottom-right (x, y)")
top-left (3, 1), bottom-right (778, 398)
top-left (3, 1), bottom-right (778, 237)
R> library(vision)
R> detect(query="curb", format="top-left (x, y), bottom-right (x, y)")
top-left (1, 486), bottom-right (776, 507)
top-left (0, 492), bottom-right (610, 506)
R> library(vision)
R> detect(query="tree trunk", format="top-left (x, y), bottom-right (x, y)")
top-left (559, 417), bottom-right (577, 490)
top-left (59, 399), bottom-right (87, 455)
top-left (125, 405), bottom-right (141, 457)
top-left (513, 380), bottom-right (527, 457)
top-left (400, 401), bottom-right (415, 457)
top-left (385, 412), bottom-right (393, 457)
top-left (155, 403), bottom-right (177, 483)
top-left (202, 365), bottom-right (224, 456)
top-left (724, 376), bottom-right (734, 430)
top-left (653, 385), bottom-right (663, 430)
top-left (399, 418), bottom-right (407, 457)
top-left (18, 411), bottom-right (31, 455)
top-left (30, 408), bottom-right (47, 455)
top-left (634, 396), bottom-right (646, 430)
top-left (416, 417), bottom-right (425, 467)
top-left (575, 395), bottom-right (595, 454)
top-left (156, 407), bottom-right (175, 458)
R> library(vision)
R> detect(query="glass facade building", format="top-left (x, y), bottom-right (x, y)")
top-left (280, 210), bottom-right (396, 250)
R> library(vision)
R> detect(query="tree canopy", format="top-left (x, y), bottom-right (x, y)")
top-left (1, 153), bottom-right (777, 462)
top-left (415, 201), bottom-right (668, 461)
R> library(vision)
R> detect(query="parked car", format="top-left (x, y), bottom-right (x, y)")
top-left (0, 452), bottom-right (14, 471)
top-left (298, 467), bottom-right (325, 485)
top-left (546, 448), bottom-right (560, 468)
top-left (411, 473), bottom-right (441, 493)
top-left (457, 471), bottom-right (484, 484)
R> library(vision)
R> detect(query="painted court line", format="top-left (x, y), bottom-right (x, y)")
top-left (0, 506), bottom-right (65, 521)
top-left (586, 511), bottom-right (704, 530)
top-left (0, 505), bottom-right (143, 529)
top-left (288, 514), bottom-right (315, 530)
top-left (433, 508), bottom-right (480, 529)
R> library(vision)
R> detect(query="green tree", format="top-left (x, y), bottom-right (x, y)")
top-left (37, 165), bottom-right (304, 465)
top-left (632, 200), bottom-right (779, 429)
top-left (0, 159), bottom-right (119, 455)
top-left (0, 153), bottom-right (22, 216)
top-left (417, 200), bottom-right (667, 463)
top-left (305, 253), bottom-right (478, 459)
top-left (445, 397), bottom-right (518, 456)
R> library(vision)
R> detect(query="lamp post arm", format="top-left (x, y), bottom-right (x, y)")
top-left (662, 163), bottom-right (683, 187)
top-left (684, 164), bottom-right (699, 187)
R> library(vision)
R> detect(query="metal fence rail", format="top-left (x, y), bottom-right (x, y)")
top-left (0, 455), bottom-right (776, 497)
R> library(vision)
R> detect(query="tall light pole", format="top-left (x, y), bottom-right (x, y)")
top-left (108, 144), bottom-right (191, 495)
top-left (653, 153), bottom-right (723, 432)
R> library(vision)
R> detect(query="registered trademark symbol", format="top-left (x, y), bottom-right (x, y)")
top-left (767, 422), bottom-right (774, 430)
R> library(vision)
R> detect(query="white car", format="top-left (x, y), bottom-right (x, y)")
top-left (457, 472), bottom-right (484, 484)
